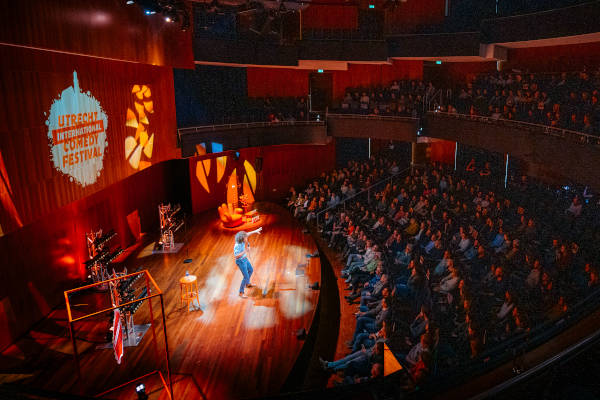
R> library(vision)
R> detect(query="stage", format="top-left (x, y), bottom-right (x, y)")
top-left (0, 203), bottom-right (322, 399)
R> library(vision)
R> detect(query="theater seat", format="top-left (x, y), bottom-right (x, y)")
top-left (218, 203), bottom-right (244, 228)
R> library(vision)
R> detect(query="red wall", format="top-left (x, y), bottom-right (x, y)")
top-left (429, 140), bottom-right (456, 165)
top-left (246, 60), bottom-right (423, 99)
top-left (384, 0), bottom-right (445, 33)
top-left (506, 42), bottom-right (600, 72)
top-left (301, 5), bottom-right (358, 30)
top-left (0, 159), bottom-right (188, 351)
top-left (332, 60), bottom-right (423, 98)
top-left (0, 0), bottom-right (193, 68)
top-left (247, 68), bottom-right (309, 98)
top-left (190, 143), bottom-right (336, 214)
top-left (0, 45), bottom-right (179, 235)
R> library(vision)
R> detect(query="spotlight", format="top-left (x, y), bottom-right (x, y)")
top-left (126, 0), bottom-right (134, 4)
top-left (145, 10), bottom-right (151, 14)
top-left (135, 383), bottom-right (148, 400)
top-left (165, 16), bottom-right (172, 22)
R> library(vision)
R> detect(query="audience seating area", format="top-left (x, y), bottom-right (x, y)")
top-left (446, 69), bottom-right (600, 136)
top-left (247, 96), bottom-right (309, 122)
top-left (331, 68), bottom-right (600, 138)
top-left (333, 80), bottom-right (432, 117)
top-left (289, 151), bottom-right (600, 392)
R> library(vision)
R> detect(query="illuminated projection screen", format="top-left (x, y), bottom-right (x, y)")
top-left (0, 45), bottom-right (179, 235)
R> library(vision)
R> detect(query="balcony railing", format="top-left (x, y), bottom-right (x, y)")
top-left (326, 113), bottom-right (418, 122)
top-left (429, 111), bottom-right (600, 145)
top-left (178, 120), bottom-right (325, 137)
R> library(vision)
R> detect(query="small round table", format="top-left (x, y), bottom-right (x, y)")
top-left (179, 275), bottom-right (200, 311)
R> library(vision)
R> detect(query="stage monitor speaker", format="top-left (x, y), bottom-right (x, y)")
top-left (255, 157), bottom-right (263, 172)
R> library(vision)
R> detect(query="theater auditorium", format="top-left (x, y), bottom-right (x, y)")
top-left (1, 1), bottom-right (600, 399)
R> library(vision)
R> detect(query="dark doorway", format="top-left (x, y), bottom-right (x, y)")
top-left (309, 72), bottom-right (333, 112)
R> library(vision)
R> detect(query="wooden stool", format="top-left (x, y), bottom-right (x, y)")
top-left (179, 275), bottom-right (199, 311)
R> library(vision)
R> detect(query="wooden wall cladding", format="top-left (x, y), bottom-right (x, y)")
top-left (0, 45), bottom-right (179, 235)
top-left (0, 0), bottom-right (193, 68)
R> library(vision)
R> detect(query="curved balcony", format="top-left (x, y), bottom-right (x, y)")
top-left (326, 113), bottom-right (418, 141)
top-left (178, 120), bottom-right (328, 157)
top-left (177, 112), bottom-right (600, 190)
top-left (425, 111), bottom-right (600, 189)
top-left (481, 1), bottom-right (600, 44)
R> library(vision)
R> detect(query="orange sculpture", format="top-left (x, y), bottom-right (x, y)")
top-left (218, 203), bottom-right (244, 228)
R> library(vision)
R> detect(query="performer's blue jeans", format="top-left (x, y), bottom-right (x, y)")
top-left (236, 257), bottom-right (253, 294)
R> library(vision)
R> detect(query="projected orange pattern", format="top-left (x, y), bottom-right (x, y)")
top-left (195, 157), bottom-right (257, 204)
top-left (125, 85), bottom-right (155, 170)
top-left (194, 156), bottom-right (229, 192)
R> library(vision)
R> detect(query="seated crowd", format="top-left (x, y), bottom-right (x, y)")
top-left (248, 96), bottom-right (309, 122)
top-left (446, 68), bottom-right (600, 135)
top-left (331, 68), bottom-right (600, 136)
top-left (288, 154), bottom-right (600, 390)
top-left (335, 80), bottom-right (435, 117)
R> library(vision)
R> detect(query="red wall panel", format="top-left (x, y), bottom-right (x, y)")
top-left (247, 68), bottom-right (310, 98)
top-left (0, 0), bottom-right (193, 68)
top-left (0, 45), bottom-right (179, 235)
top-left (506, 42), bottom-right (600, 72)
top-left (429, 140), bottom-right (456, 165)
top-left (301, 5), bottom-right (359, 30)
top-left (384, 0), bottom-right (445, 33)
top-left (332, 60), bottom-right (423, 98)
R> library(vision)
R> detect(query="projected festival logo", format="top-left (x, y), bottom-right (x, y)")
top-left (46, 71), bottom-right (109, 187)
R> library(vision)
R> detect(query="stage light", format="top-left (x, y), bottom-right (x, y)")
top-left (135, 383), bottom-right (148, 400)
top-left (317, 69), bottom-right (324, 73)
top-left (369, 4), bottom-right (375, 8)
top-left (145, 10), bottom-right (151, 14)
top-left (126, 0), bottom-right (134, 4)
top-left (436, 60), bottom-right (442, 65)
top-left (165, 16), bottom-right (172, 22)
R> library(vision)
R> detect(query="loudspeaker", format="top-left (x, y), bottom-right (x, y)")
top-left (255, 157), bottom-right (263, 172)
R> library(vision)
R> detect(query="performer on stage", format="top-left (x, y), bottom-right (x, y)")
top-left (234, 228), bottom-right (262, 297)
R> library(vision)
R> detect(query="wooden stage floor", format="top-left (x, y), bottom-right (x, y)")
top-left (0, 203), bottom-right (321, 399)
